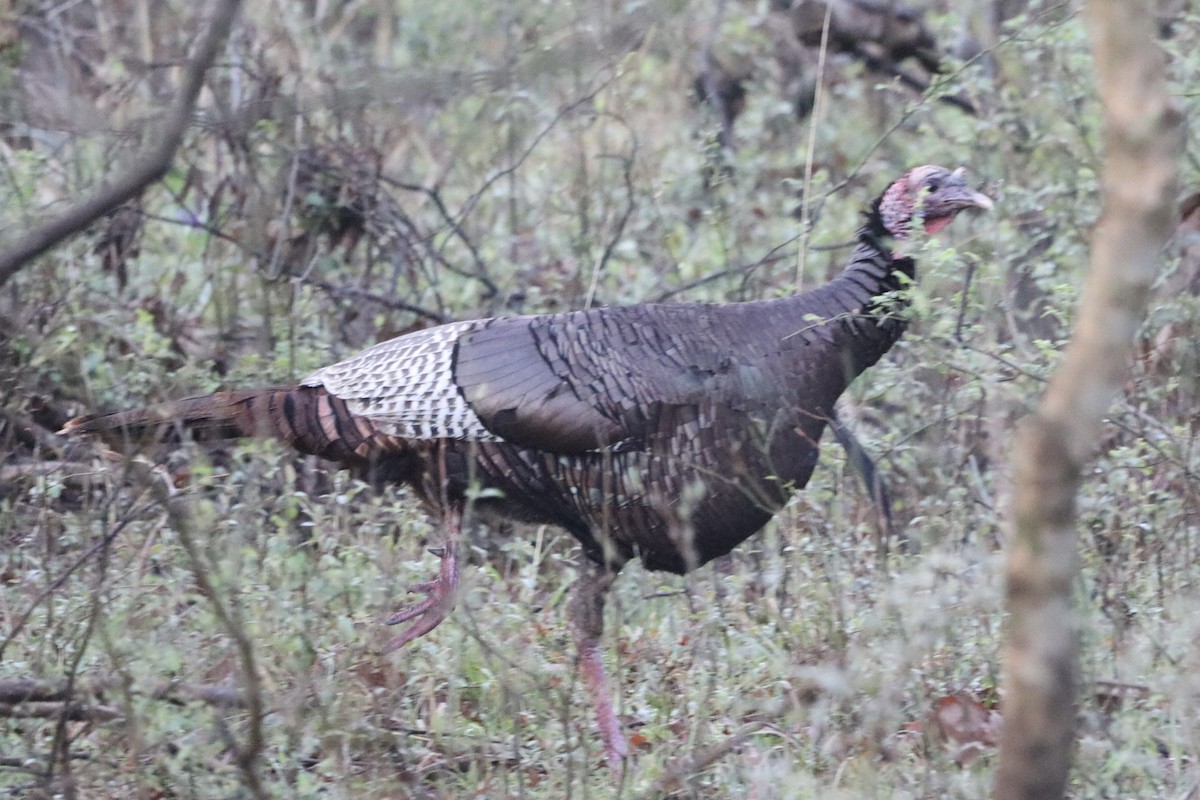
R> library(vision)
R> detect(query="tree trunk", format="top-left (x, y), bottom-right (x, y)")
top-left (993, 1), bottom-right (1182, 799)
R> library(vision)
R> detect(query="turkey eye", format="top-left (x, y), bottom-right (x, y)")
top-left (926, 180), bottom-right (941, 193)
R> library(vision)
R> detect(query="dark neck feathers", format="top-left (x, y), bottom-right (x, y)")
top-left (852, 195), bottom-right (916, 283)
top-left (785, 196), bottom-right (917, 375)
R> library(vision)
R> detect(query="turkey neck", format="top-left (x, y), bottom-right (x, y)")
top-left (769, 211), bottom-right (915, 384)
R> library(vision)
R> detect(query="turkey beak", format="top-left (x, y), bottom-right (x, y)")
top-left (918, 175), bottom-right (993, 235)
top-left (960, 189), bottom-right (994, 212)
top-left (930, 185), bottom-right (993, 219)
top-left (946, 167), bottom-right (993, 212)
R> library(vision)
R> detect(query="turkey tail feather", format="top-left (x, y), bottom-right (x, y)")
top-left (61, 390), bottom-right (281, 444)
top-left (60, 387), bottom-right (383, 467)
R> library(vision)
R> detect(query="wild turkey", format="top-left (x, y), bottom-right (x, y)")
top-left (62, 164), bottom-right (992, 769)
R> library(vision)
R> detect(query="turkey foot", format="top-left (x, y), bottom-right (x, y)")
top-left (383, 539), bottom-right (460, 652)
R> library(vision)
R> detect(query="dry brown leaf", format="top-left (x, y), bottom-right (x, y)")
top-left (930, 693), bottom-right (1001, 766)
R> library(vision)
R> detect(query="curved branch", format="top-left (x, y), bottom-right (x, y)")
top-left (130, 459), bottom-right (268, 800)
top-left (0, 0), bottom-right (244, 288)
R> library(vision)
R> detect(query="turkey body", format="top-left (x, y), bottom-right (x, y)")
top-left (323, 241), bottom-right (905, 575)
top-left (63, 164), bottom-right (992, 770)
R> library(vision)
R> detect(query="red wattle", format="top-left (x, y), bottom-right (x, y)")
top-left (923, 215), bottom-right (954, 234)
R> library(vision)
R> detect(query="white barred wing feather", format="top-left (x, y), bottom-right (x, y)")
top-left (301, 320), bottom-right (503, 442)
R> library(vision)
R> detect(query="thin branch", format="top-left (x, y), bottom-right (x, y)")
top-left (631, 721), bottom-right (767, 799)
top-left (457, 67), bottom-right (621, 228)
top-left (127, 460), bottom-right (268, 800)
top-left (0, 702), bottom-right (123, 723)
top-left (264, 117), bottom-right (306, 281)
top-left (295, 274), bottom-right (446, 324)
top-left (381, 174), bottom-right (492, 289)
top-left (584, 127), bottom-right (639, 309)
top-left (822, 2), bottom-right (1075, 202)
top-left (0, 500), bottom-right (143, 664)
top-left (795, 0), bottom-right (835, 287)
top-left (848, 43), bottom-right (977, 115)
top-left (0, 0), bottom-right (244, 288)
top-left (0, 678), bottom-right (246, 709)
top-left (652, 239), bottom-right (798, 303)
top-left (0, 461), bottom-right (95, 494)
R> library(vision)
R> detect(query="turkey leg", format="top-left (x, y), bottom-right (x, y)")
top-left (569, 561), bottom-right (628, 772)
top-left (383, 511), bottom-right (462, 652)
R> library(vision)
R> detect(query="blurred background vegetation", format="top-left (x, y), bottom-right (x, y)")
top-left (1, 0), bottom-right (1198, 797)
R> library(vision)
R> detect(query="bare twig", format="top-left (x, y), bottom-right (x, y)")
top-left (0, 702), bottom-right (122, 723)
top-left (457, 67), bottom-right (621, 228)
top-left (584, 126), bottom-right (639, 309)
top-left (381, 175), bottom-right (493, 292)
top-left (822, 2), bottom-right (1075, 202)
top-left (0, 678), bottom-right (246, 709)
top-left (795, 0), bottom-right (834, 287)
top-left (0, 0), bottom-right (244, 288)
top-left (846, 42), bottom-right (977, 115)
top-left (631, 721), bottom-right (767, 799)
top-left (0, 461), bottom-right (95, 494)
top-left (652, 239), bottom-right (798, 303)
top-left (127, 460), bottom-right (268, 800)
top-left (264, 118), bottom-right (306, 281)
top-left (47, 484), bottom-right (118, 799)
top-left (0, 501), bottom-right (143, 664)
top-left (295, 275), bottom-right (445, 324)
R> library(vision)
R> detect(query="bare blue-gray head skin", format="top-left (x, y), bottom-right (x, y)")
top-left (877, 165), bottom-right (994, 239)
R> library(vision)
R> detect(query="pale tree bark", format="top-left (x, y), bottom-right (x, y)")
top-left (993, 2), bottom-right (1182, 799)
